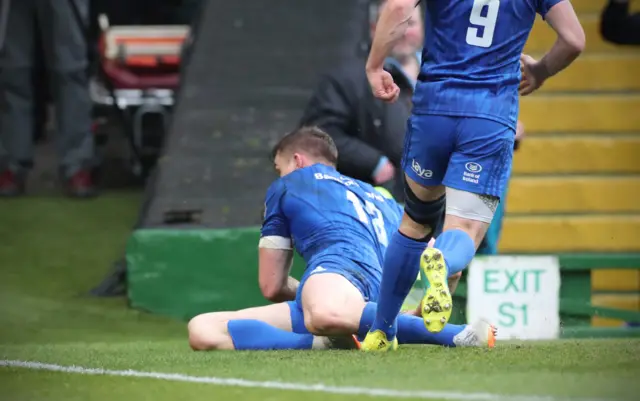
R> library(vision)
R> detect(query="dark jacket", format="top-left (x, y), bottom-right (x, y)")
top-left (299, 57), bottom-right (415, 201)
top-left (601, 1), bottom-right (640, 46)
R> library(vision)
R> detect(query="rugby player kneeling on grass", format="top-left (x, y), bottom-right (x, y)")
top-left (188, 127), bottom-right (495, 351)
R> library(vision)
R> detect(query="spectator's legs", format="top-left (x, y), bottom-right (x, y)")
top-left (38, 0), bottom-right (96, 197)
top-left (0, 0), bottom-right (37, 196)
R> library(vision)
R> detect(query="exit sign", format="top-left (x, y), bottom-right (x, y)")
top-left (467, 256), bottom-right (561, 340)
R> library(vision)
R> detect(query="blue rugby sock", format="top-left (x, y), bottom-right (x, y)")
top-left (396, 315), bottom-right (465, 346)
top-left (359, 302), bottom-right (394, 338)
top-left (370, 232), bottom-right (426, 339)
top-left (227, 319), bottom-right (314, 350)
top-left (287, 301), bottom-right (310, 334)
top-left (434, 229), bottom-right (476, 276)
top-left (359, 302), bottom-right (465, 346)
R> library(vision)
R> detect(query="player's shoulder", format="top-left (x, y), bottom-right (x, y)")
top-left (275, 164), bottom-right (331, 197)
top-left (265, 177), bottom-right (288, 202)
top-left (279, 164), bottom-right (319, 188)
top-left (298, 164), bottom-right (370, 196)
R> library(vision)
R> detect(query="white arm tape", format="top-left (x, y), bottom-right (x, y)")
top-left (259, 236), bottom-right (293, 250)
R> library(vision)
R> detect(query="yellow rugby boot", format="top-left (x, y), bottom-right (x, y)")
top-left (420, 247), bottom-right (452, 333)
top-left (359, 330), bottom-right (399, 352)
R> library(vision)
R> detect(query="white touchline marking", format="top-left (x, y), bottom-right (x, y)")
top-left (0, 359), bottom-right (606, 401)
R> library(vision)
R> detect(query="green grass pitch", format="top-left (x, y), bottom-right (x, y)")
top-left (1, 193), bottom-right (639, 401)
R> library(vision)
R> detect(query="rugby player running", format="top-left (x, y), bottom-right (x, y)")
top-left (361, 0), bottom-right (584, 351)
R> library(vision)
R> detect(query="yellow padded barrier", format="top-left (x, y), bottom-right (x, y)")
top-left (525, 15), bottom-right (640, 54)
top-left (506, 177), bottom-right (640, 214)
top-left (592, 292), bottom-right (640, 327)
top-left (592, 269), bottom-right (640, 292)
top-left (499, 215), bottom-right (640, 252)
top-left (592, 294), bottom-right (640, 310)
top-left (520, 95), bottom-right (640, 132)
top-left (540, 55), bottom-right (640, 92)
top-left (592, 316), bottom-right (628, 327)
top-left (512, 136), bottom-right (640, 174)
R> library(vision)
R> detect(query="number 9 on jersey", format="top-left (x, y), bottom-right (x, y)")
top-left (466, 0), bottom-right (500, 48)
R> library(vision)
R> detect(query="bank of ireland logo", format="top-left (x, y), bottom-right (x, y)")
top-left (465, 162), bottom-right (483, 174)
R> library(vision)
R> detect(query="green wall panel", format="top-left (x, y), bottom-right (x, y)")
top-left (128, 228), bottom-right (302, 320)
top-left (127, 227), bottom-right (639, 334)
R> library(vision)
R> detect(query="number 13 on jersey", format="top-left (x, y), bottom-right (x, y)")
top-left (346, 190), bottom-right (388, 247)
top-left (466, 0), bottom-right (500, 48)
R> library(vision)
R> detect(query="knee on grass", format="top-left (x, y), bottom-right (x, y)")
top-left (188, 313), bottom-right (234, 351)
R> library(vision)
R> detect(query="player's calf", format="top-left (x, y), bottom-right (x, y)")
top-left (188, 312), bottom-right (235, 351)
top-left (419, 189), bottom-right (497, 331)
top-left (188, 302), bottom-right (301, 351)
top-left (362, 179), bottom-right (447, 348)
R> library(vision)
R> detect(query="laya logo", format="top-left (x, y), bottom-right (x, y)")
top-left (412, 159), bottom-right (433, 179)
top-left (465, 162), bottom-right (483, 173)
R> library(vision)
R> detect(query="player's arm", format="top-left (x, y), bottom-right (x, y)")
top-left (366, 0), bottom-right (419, 72)
top-left (259, 181), bottom-right (299, 302)
top-left (521, 1), bottom-right (585, 94)
top-left (258, 247), bottom-right (298, 303)
top-left (539, 1), bottom-right (585, 77)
